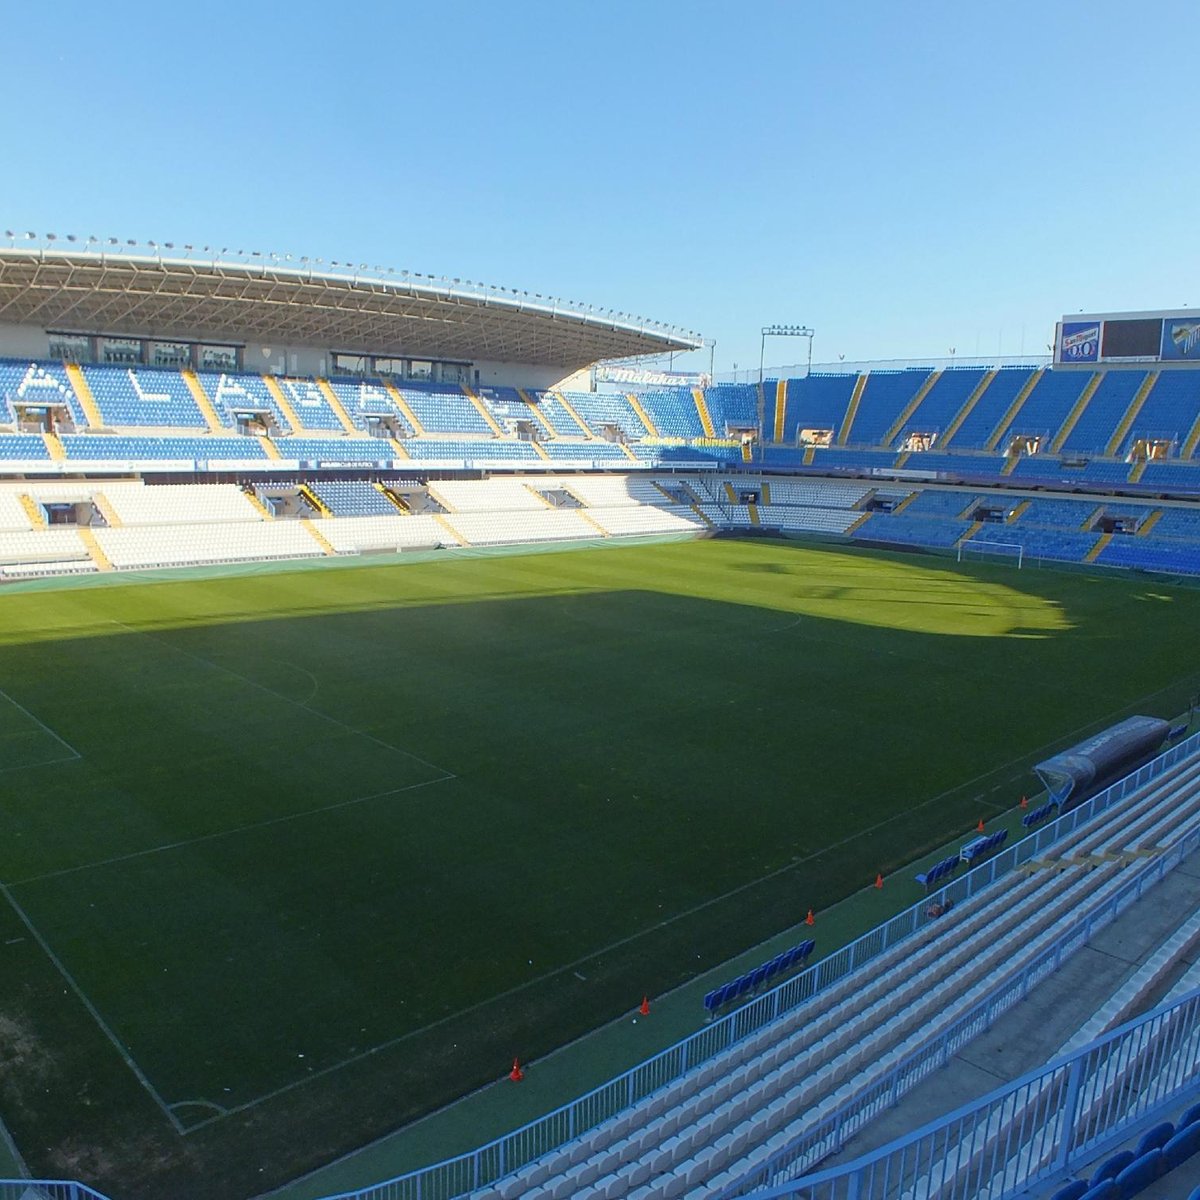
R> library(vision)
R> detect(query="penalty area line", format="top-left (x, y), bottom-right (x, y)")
top-left (0, 879), bottom-right (185, 1135)
top-left (0, 686), bottom-right (82, 762)
top-left (7, 774), bottom-right (456, 889)
top-left (106, 619), bottom-right (453, 779)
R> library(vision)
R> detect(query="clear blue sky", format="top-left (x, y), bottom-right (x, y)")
top-left (5, 0), bottom-right (1196, 374)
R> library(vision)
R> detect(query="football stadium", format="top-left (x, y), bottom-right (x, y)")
top-left (3, 231), bottom-right (1200, 1200)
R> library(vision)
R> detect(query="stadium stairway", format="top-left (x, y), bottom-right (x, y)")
top-left (471, 752), bottom-right (1200, 1200)
top-left (41, 430), bottom-right (66, 460)
top-left (63, 361), bottom-right (104, 428)
top-left (76, 526), bottom-right (113, 571)
top-left (264, 376), bottom-right (305, 431)
top-left (987, 368), bottom-right (1044, 451)
top-left (838, 374), bottom-right (868, 444)
top-left (1049, 373), bottom-right (1102, 453)
top-left (1106, 371), bottom-right (1159, 457)
top-left (317, 379), bottom-right (360, 433)
top-left (939, 369), bottom-right (998, 449)
top-left (181, 368), bottom-right (226, 432)
top-left (627, 392), bottom-right (659, 437)
top-left (772, 381), bottom-right (787, 442)
top-left (693, 389), bottom-right (717, 438)
top-left (384, 383), bottom-right (428, 435)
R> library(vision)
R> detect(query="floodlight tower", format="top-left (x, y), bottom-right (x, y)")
top-left (759, 325), bottom-right (814, 385)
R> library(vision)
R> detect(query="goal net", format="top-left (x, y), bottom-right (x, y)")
top-left (958, 539), bottom-right (1024, 568)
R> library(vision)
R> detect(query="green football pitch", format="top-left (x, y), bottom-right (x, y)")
top-left (2, 536), bottom-right (1199, 1200)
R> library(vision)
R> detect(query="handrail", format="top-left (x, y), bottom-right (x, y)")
top-left (722, 822), bottom-right (1200, 1196)
top-left (313, 731), bottom-right (1200, 1200)
top-left (0, 1182), bottom-right (114, 1200)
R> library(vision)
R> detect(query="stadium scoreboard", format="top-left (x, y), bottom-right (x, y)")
top-left (1055, 308), bottom-right (1200, 365)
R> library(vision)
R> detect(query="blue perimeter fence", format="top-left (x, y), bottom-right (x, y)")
top-left (4, 731), bottom-right (1199, 1200)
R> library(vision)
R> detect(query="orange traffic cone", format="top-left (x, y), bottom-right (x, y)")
top-left (976, 818), bottom-right (986, 833)
top-left (639, 995), bottom-right (650, 1017)
top-left (509, 1057), bottom-right (524, 1082)
top-left (805, 909), bottom-right (815, 926)
top-left (1019, 795), bottom-right (1028, 810)
top-left (874, 872), bottom-right (884, 889)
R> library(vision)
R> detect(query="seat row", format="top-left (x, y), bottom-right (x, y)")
top-left (702, 941), bottom-right (815, 1014)
top-left (1052, 1106), bottom-right (1200, 1200)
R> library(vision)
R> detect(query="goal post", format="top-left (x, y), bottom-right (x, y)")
top-left (958, 539), bottom-right (1024, 568)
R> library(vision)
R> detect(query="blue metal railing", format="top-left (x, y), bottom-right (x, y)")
top-left (720, 821), bottom-right (1200, 1196)
top-left (309, 731), bottom-right (1200, 1200)
top-left (0, 1183), bottom-right (113, 1200)
top-left (742, 985), bottom-right (1200, 1200)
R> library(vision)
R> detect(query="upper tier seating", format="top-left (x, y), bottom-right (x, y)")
top-left (638, 388), bottom-right (705, 439)
top-left (899, 451), bottom-right (1008, 475)
top-left (394, 383), bottom-right (492, 434)
top-left (1127, 371), bottom-right (1200, 456)
top-left (780, 374), bottom-right (858, 444)
top-left (325, 379), bottom-right (415, 434)
top-left (997, 370), bottom-right (1091, 447)
top-left (844, 369), bottom-right (933, 446)
top-left (949, 367), bottom-right (1038, 449)
top-left (542, 441), bottom-right (630, 463)
top-left (277, 379), bottom-right (344, 431)
top-left (893, 367), bottom-right (988, 446)
top-left (703, 384), bottom-right (759, 434)
top-left (202, 372), bottom-right (289, 431)
top-left (525, 390), bottom-right (592, 437)
top-left (0, 434), bottom-right (51, 459)
top-left (403, 439), bottom-right (542, 463)
top-left (81, 365), bottom-right (206, 427)
top-left (1059, 370), bottom-right (1146, 455)
top-left (562, 391), bottom-right (647, 440)
top-left (274, 436), bottom-right (396, 463)
top-left (60, 435), bottom-right (267, 461)
top-left (0, 360), bottom-right (84, 425)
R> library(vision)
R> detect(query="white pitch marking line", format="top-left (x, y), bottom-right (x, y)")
top-left (0, 686), bottom-right (82, 760)
top-left (0, 880), bottom-right (185, 1134)
top-left (106, 620), bottom-right (453, 778)
top-left (8, 774), bottom-right (455, 889)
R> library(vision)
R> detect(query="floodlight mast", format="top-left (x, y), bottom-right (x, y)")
top-left (759, 325), bottom-right (815, 385)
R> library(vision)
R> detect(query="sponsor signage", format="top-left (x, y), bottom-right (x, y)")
top-left (1161, 319), bottom-right (1200, 361)
top-left (1060, 321), bottom-right (1100, 363)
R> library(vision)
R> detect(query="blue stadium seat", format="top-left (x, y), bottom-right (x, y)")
top-left (1162, 1122), bottom-right (1200, 1171)
top-left (1080, 1180), bottom-right (1118, 1200)
top-left (1180, 1102), bottom-right (1200, 1129)
top-left (1050, 1181), bottom-right (1088, 1200)
top-left (1114, 1148), bottom-right (1162, 1195)
top-left (1090, 1150), bottom-right (1135, 1186)
top-left (1134, 1122), bottom-right (1175, 1157)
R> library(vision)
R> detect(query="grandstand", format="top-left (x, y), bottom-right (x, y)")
top-left (4, 250), bottom-right (1200, 1200)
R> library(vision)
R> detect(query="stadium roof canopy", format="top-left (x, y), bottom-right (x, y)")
top-left (0, 243), bottom-right (703, 370)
